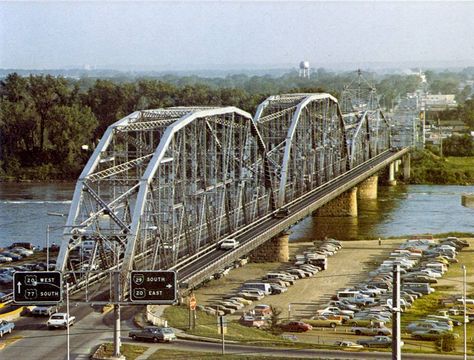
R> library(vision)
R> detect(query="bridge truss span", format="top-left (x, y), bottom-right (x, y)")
top-left (254, 93), bottom-right (348, 208)
top-left (57, 107), bottom-right (273, 283)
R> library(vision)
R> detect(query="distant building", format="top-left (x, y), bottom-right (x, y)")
top-left (421, 94), bottom-right (457, 110)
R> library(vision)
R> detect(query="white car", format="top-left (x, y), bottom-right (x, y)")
top-left (47, 313), bottom-right (76, 329)
top-left (220, 238), bottom-right (239, 250)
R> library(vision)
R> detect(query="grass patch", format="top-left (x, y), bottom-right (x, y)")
top-left (163, 305), bottom-right (284, 345)
top-left (148, 349), bottom-right (323, 359)
top-left (401, 292), bottom-right (446, 326)
top-left (94, 343), bottom-right (148, 360)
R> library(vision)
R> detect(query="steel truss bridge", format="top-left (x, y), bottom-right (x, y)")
top-left (55, 92), bottom-right (404, 298)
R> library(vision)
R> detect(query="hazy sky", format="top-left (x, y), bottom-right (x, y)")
top-left (1, 1), bottom-right (473, 70)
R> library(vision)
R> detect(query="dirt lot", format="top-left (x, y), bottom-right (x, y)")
top-left (193, 238), bottom-right (406, 319)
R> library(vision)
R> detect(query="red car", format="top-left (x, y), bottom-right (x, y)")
top-left (279, 321), bottom-right (312, 332)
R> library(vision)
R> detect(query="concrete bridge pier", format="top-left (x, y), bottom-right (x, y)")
top-left (388, 162), bottom-right (397, 186)
top-left (249, 232), bottom-right (289, 263)
top-left (357, 175), bottom-right (378, 200)
top-left (403, 153), bottom-right (411, 181)
top-left (315, 187), bottom-right (358, 217)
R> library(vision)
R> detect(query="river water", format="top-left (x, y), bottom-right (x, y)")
top-left (1, 183), bottom-right (474, 249)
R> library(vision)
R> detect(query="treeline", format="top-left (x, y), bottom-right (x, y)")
top-left (0, 69), bottom-right (457, 181)
top-left (409, 149), bottom-right (474, 185)
top-left (0, 73), bottom-right (323, 180)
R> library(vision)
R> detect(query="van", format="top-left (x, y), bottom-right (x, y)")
top-left (241, 282), bottom-right (272, 296)
top-left (402, 282), bottom-right (435, 295)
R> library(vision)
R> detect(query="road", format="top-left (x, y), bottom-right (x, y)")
top-left (124, 337), bottom-right (472, 359)
top-left (2, 304), bottom-right (139, 360)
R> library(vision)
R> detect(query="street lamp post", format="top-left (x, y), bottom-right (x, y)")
top-left (463, 265), bottom-right (467, 360)
top-left (66, 282), bottom-right (70, 360)
top-left (46, 225), bottom-right (50, 271)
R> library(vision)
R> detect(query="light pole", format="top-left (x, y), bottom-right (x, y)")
top-left (66, 282), bottom-right (70, 360)
top-left (463, 265), bottom-right (467, 360)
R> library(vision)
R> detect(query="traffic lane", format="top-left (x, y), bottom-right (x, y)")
top-left (12, 302), bottom-right (97, 331)
top-left (2, 307), bottom-right (120, 360)
top-left (123, 338), bottom-right (468, 360)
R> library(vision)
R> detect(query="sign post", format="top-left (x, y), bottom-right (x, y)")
top-left (13, 271), bottom-right (62, 304)
top-left (130, 270), bottom-right (177, 304)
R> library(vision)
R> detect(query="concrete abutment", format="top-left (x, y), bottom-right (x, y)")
top-left (357, 175), bottom-right (378, 200)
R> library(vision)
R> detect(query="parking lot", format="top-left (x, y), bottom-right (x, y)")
top-left (191, 236), bottom-right (474, 354)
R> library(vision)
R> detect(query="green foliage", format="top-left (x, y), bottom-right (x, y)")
top-left (408, 150), bottom-right (474, 185)
top-left (443, 135), bottom-right (474, 156)
top-left (269, 305), bottom-right (283, 335)
top-left (436, 333), bottom-right (457, 352)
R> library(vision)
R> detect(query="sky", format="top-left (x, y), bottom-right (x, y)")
top-left (1, 1), bottom-right (474, 70)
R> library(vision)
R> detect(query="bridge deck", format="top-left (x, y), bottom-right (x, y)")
top-left (178, 148), bottom-right (409, 292)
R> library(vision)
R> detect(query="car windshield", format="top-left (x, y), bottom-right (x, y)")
top-left (51, 315), bottom-right (63, 319)
top-left (161, 328), bottom-right (173, 334)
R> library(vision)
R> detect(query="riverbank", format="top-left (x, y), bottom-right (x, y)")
top-left (408, 151), bottom-right (474, 185)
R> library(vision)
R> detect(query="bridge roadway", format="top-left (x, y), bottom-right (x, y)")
top-left (177, 147), bottom-right (410, 292)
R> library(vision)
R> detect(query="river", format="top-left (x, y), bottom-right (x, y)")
top-left (1, 183), bottom-right (474, 249)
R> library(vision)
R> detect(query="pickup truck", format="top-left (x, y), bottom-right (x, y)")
top-left (47, 313), bottom-right (76, 329)
top-left (0, 320), bottom-right (14, 337)
top-left (351, 325), bottom-right (392, 336)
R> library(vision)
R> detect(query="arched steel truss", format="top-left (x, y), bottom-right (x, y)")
top-left (347, 109), bottom-right (391, 168)
top-left (57, 107), bottom-right (272, 277)
top-left (254, 94), bottom-right (348, 207)
top-left (56, 93), bottom-right (392, 285)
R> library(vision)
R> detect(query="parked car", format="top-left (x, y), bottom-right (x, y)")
top-left (0, 251), bottom-right (21, 261)
top-left (357, 335), bottom-right (403, 348)
top-left (351, 324), bottom-right (392, 336)
top-left (269, 283), bottom-right (288, 294)
top-left (406, 321), bottom-right (452, 333)
top-left (254, 304), bottom-right (272, 316)
top-left (47, 313), bottom-right (76, 329)
top-left (128, 326), bottom-right (176, 343)
top-left (219, 238), bottom-right (239, 250)
top-left (278, 321), bottom-right (312, 332)
top-left (0, 255), bottom-right (12, 263)
top-left (303, 315), bottom-right (343, 328)
top-left (333, 340), bottom-right (363, 350)
top-left (31, 305), bottom-right (58, 316)
top-left (411, 329), bottom-right (459, 341)
top-left (239, 315), bottom-right (266, 328)
top-left (237, 290), bottom-right (265, 301)
top-left (0, 320), bottom-right (14, 337)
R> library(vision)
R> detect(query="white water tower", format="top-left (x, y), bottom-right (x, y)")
top-left (299, 60), bottom-right (310, 78)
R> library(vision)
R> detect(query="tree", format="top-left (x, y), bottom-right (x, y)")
top-left (268, 305), bottom-right (283, 335)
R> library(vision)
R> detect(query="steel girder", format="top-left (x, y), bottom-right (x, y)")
top-left (56, 107), bottom-right (272, 283)
top-left (254, 94), bottom-right (348, 208)
top-left (347, 109), bottom-right (391, 168)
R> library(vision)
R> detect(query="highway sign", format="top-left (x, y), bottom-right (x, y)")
top-left (130, 270), bottom-right (177, 304)
top-left (13, 271), bottom-right (62, 304)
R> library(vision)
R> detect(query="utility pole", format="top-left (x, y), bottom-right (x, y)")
top-left (392, 264), bottom-right (401, 360)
